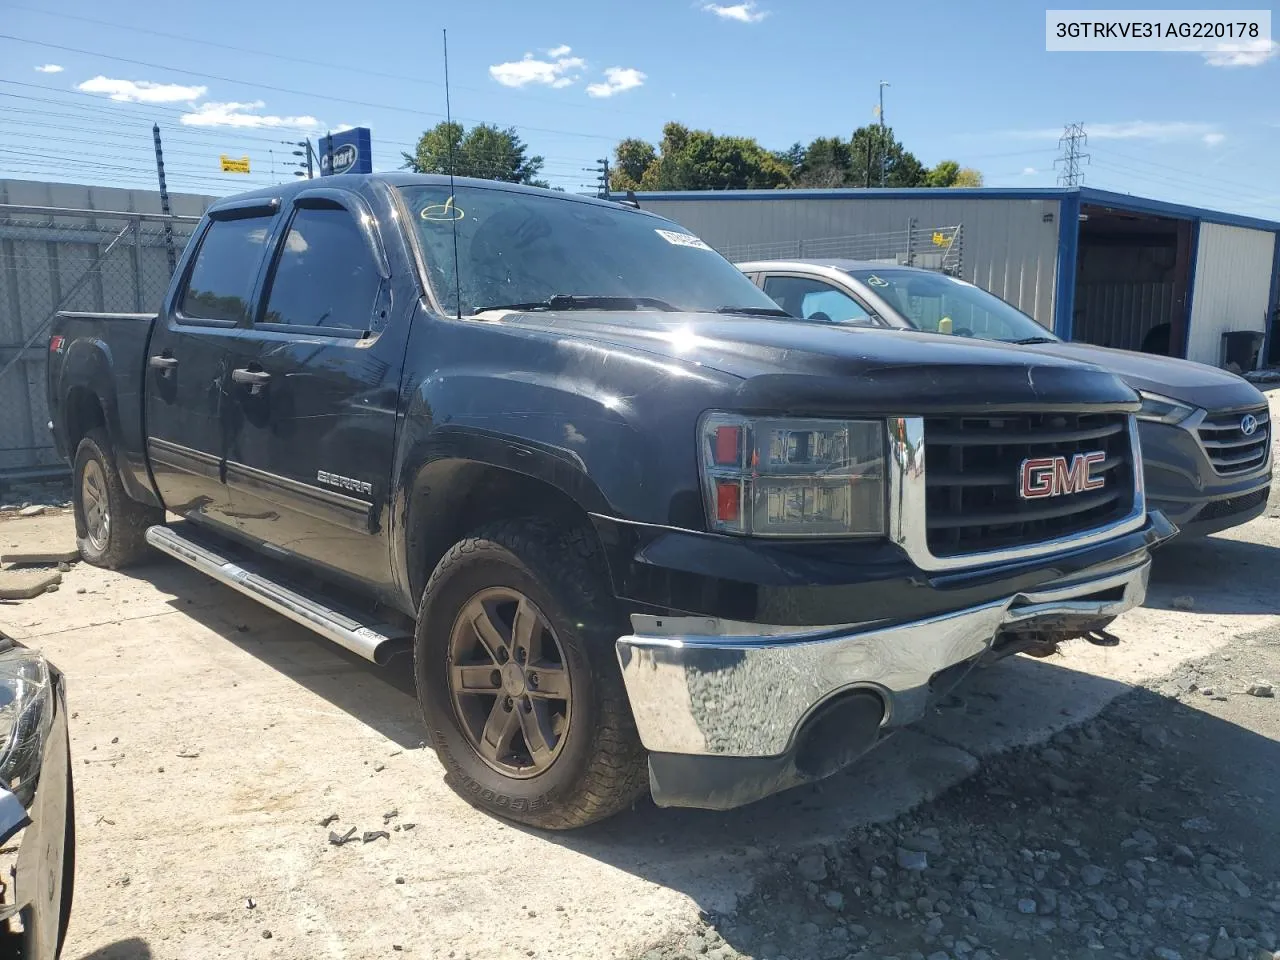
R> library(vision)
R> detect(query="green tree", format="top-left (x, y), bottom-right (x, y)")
top-left (954, 167), bottom-right (984, 187)
top-left (609, 122), bottom-right (790, 192)
top-left (402, 121), bottom-right (547, 187)
top-left (926, 160), bottom-right (961, 187)
top-left (610, 138), bottom-right (657, 192)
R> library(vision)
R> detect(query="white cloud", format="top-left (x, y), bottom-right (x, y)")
top-left (489, 49), bottom-right (585, 89)
top-left (181, 100), bottom-right (320, 130)
top-left (1021, 167), bottom-right (1038, 175)
top-left (702, 2), bottom-right (768, 22)
top-left (586, 67), bottom-right (646, 98)
top-left (34, 64), bottom-right (63, 74)
top-left (1202, 132), bottom-right (1226, 146)
top-left (78, 75), bottom-right (206, 103)
top-left (1203, 38), bottom-right (1277, 67)
top-left (1008, 121), bottom-right (1220, 143)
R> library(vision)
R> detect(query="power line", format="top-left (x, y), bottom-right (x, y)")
top-left (0, 33), bottom-right (631, 143)
top-left (1054, 122), bottom-right (1090, 187)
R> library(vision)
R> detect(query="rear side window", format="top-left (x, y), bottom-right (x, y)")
top-left (180, 217), bottom-right (273, 323)
top-left (259, 207), bottom-right (381, 331)
top-left (762, 275), bottom-right (878, 326)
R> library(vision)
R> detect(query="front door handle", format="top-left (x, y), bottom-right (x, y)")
top-left (148, 355), bottom-right (179, 370)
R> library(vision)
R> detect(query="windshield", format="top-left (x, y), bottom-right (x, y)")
top-left (847, 268), bottom-right (1059, 344)
top-left (397, 183), bottom-right (781, 317)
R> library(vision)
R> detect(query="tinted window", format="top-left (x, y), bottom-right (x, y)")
top-left (398, 184), bottom-right (779, 317)
top-left (181, 217), bottom-right (273, 323)
top-left (763, 275), bottom-right (878, 326)
top-left (260, 207), bottom-right (381, 331)
top-left (848, 269), bottom-right (1056, 343)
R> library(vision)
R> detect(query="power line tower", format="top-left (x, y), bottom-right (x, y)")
top-left (585, 158), bottom-right (610, 198)
top-left (286, 138), bottom-right (316, 179)
top-left (1055, 123), bottom-right (1090, 187)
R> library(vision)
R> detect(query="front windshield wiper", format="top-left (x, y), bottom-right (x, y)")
top-left (1010, 336), bottom-right (1059, 345)
top-left (713, 305), bottom-right (792, 317)
top-left (475, 294), bottom-right (677, 313)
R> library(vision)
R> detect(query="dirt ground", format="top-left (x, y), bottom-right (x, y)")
top-left (1, 389), bottom-right (1277, 960)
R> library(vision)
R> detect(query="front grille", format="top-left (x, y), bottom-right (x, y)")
top-left (1196, 486), bottom-right (1270, 522)
top-left (1197, 407), bottom-right (1270, 476)
top-left (924, 412), bottom-right (1136, 557)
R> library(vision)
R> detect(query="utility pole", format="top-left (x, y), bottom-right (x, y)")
top-left (152, 123), bottom-right (177, 274)
top-left (1055, 122), bottom-right (1090, 187)
top-left (877, 81), bottom-right (890, 187)
top-left (323, 131), bottom-right (334, 177)
top-left (585, 158), bottom-right (610, 198)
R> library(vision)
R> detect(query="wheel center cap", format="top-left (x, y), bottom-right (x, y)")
top-left (501, 661), bottom-right (527, 697)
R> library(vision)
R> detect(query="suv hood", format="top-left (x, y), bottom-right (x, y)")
top-left (1013, 341), bottom-right (1266, 412)
top-left (494, 310), bottom-right (1138, 414)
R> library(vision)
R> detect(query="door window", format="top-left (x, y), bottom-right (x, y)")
top-left (762, 275), bottom-right (877, 326)
top-left (259, 207), bottom-right (381, 332)
top-left (180, 217), bottom-right (274, 323)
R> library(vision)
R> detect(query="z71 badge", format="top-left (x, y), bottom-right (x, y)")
top-left (317, 470), bottom-right (373, 496)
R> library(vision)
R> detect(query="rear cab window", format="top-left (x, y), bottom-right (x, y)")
top-left (179, 217), bottom-right (274, 324)
top-left (762, 275), bottom-right (881, 326)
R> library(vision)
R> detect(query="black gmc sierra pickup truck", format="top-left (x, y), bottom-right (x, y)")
top-left (47, 174), bottom-right (1174, 829)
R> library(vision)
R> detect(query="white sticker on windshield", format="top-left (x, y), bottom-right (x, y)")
top-left (656, 228), bottom-right (713, 251)
top-left (866, 274), bottom-right (889, 287)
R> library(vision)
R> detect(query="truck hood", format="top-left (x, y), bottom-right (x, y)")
top-left (493, 310), bottom-right (1139, 414)
top-left (1012, 341), bottom-right (1266, 412)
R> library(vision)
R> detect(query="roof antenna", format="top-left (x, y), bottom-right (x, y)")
top-left (443, 28), bottom-right (462, 320)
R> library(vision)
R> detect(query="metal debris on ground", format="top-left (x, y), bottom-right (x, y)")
top-left (319, 814), bottom-right (339, 827)
top-left (245, 898), bottom-right (256, 910)
top-left (176, 748), bottom-right (200, 759)
top-left (362, 830), bottom-right (390, 843)
top-left (328, 827), bottom-right (357, 846)
top-left (1246, 682), bottom-right (1274, 698)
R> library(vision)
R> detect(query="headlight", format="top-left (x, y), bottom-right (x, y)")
top-left (0, 644), bottom-right (53, 806)
top-left (699, 414), bottom-right (886, 536)
top-left (1136, 391), bottom-right (1195, 425)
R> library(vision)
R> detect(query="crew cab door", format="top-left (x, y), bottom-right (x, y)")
top-left (220, 187), bottom-right (408, 592)
top-left (144, 200), bottom-right (280, 527)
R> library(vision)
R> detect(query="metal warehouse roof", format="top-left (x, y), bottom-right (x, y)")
top-left (632, 185), bottom-right (1280, 234)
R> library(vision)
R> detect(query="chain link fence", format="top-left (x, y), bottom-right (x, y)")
top-left (718, 221), bottom-right (965, 276)
top-left (0, 204), bottom-right (201, 481)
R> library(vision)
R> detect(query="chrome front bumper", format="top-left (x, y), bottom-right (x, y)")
top-left (615, 555), bottom-right (1150, 759)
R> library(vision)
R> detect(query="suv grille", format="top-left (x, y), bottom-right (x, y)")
top-left (1197, 407), bottom-right (1270, 476)
top-left (924, 413), bottom-right (1136, 557)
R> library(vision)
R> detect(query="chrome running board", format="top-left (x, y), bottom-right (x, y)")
top-left (145, 525), bottom-right (410, 664)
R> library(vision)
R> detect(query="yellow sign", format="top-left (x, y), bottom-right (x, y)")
top-left (932, 231), bottom-right (952, 247)
top-left (220, 155), bottom-right (251, 174)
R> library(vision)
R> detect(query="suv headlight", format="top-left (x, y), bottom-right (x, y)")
top-left (699, 413), bottom-right (886, 536)
top-left (1136, 391), bottom-right (1195, 425)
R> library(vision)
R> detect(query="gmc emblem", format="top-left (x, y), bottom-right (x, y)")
top-left (1020, 451), bottom-right (1106, 499)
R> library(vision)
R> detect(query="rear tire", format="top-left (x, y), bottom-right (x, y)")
top-left (72, 428), bottom-right (162, 569)
top-left (415, 519), bottom-right (647, 830)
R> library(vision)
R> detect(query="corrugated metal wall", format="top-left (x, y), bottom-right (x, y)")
top-left (1186, 223), bottom-right (1277, 367)
top-left (638, 195), bottom-right (1063, 330)
top-left (0, 180), bottom-right (215, 477)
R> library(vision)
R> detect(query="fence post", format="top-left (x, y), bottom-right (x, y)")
top-left (131, 217), bottom-right (144, 312)
top-left (905, 217), bottom-right (915, 267)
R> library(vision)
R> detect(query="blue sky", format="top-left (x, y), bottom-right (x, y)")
top-left (2, 0), bottom-right (1278, 217)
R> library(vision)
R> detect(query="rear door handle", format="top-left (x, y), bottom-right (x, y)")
top-left (231, 368), bottom-right (272, 385)
top-left (148, 355), bottom-right (179, 370)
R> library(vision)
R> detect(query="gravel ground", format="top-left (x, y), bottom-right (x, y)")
top-left (635, 627), bottom-right (1280, 960)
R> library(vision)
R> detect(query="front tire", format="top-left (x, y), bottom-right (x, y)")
top-left (72, 429), bottom-right (162, 569)
top-left (415, 520), bottom-right (647, 829)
